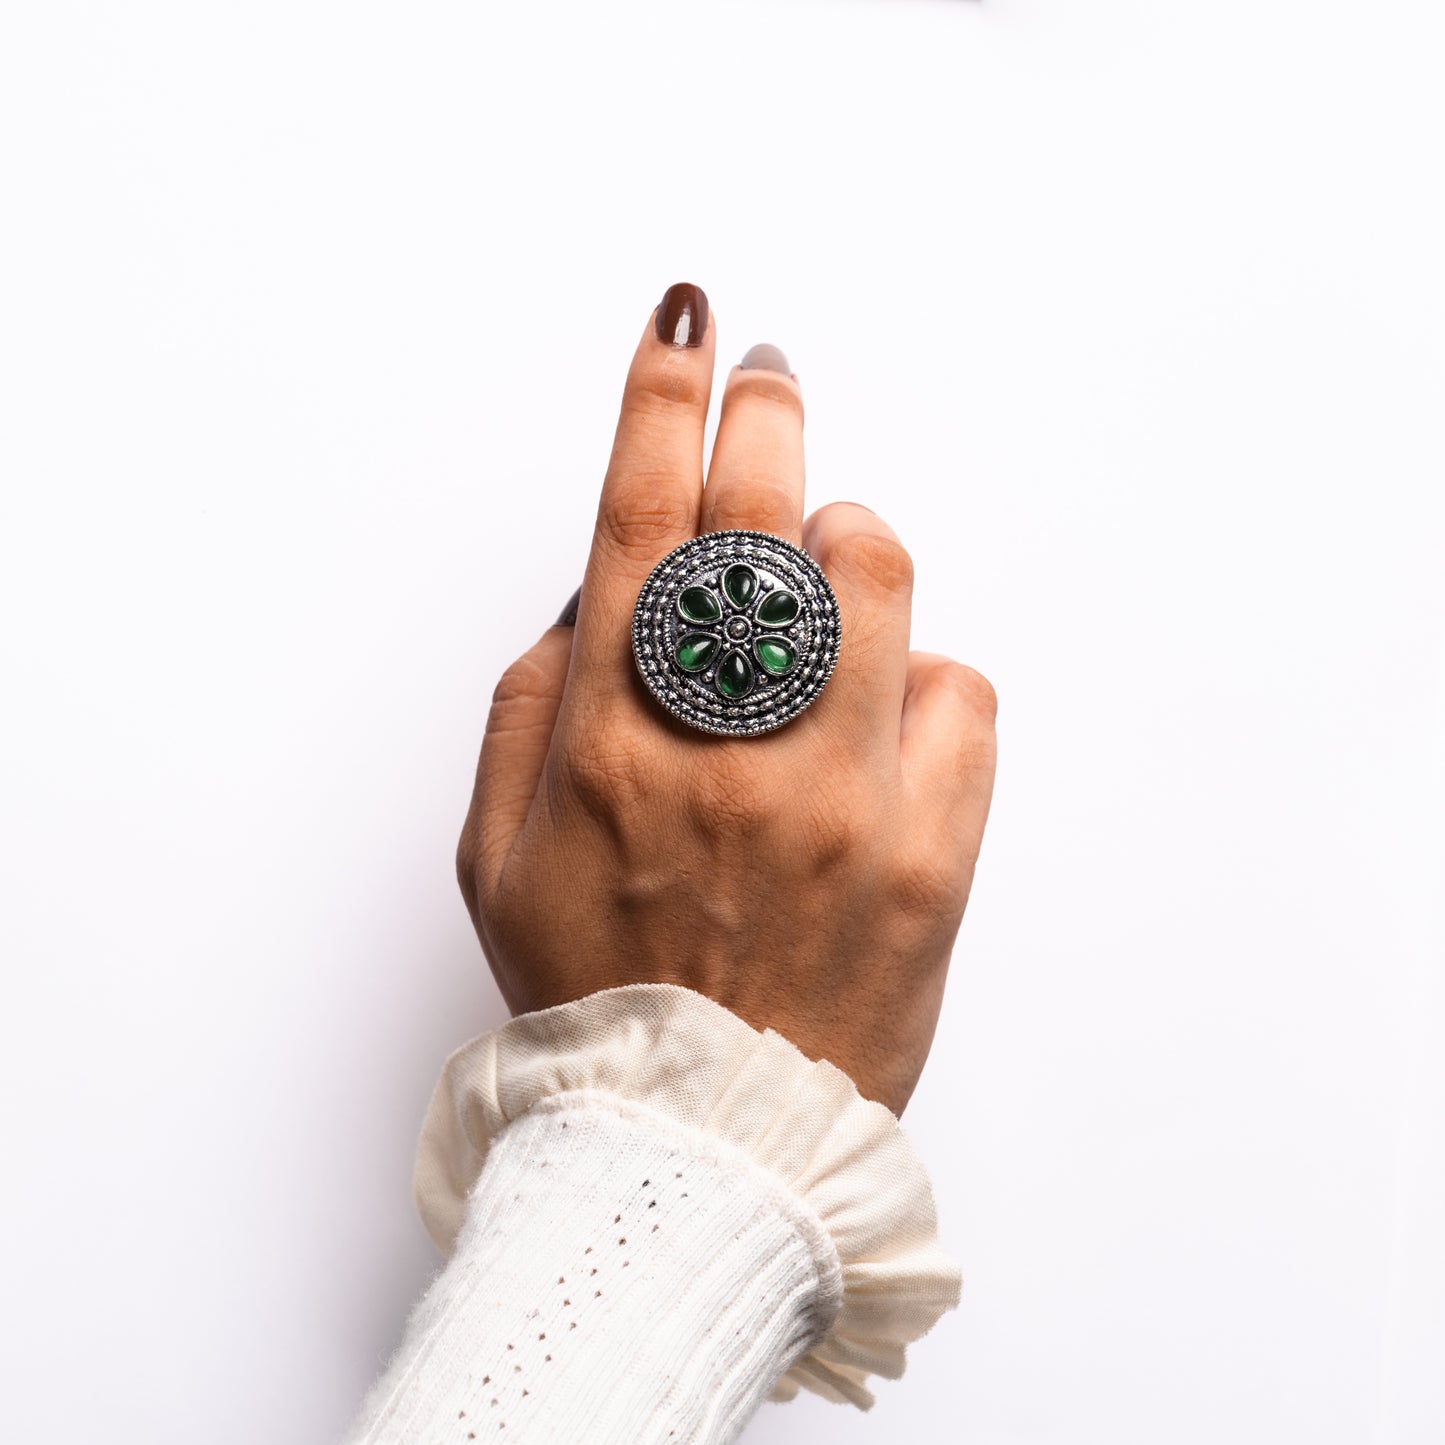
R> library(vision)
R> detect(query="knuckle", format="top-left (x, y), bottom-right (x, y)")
top-left (727, 371), bottom-right (805, 421)
top-left (831, 528), bottom-right (914, 595)
top-left (490, 652), bottom-right (554, 711)
top-left (890, 851), bottom-right (964, 918)
top-left (626, 357), bottom-right (712, 415)
top-left (455, 823), bottom-right (480, 909)
top-left (935, 661), bottom-right (999, 723)
top-left (683, 744), bottom-right (768, 836)
top-left (595, 486), bottom-right (695, 559)
top-left (799, 794), bottom-right (862, 871)
top-left (954, 664), bottom-right (998, 721)
top-left (704, 478), bottom-right (798, 535)
top-left (559, 727), bottom-right (650, 816)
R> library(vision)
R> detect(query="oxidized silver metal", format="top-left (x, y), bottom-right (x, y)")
top-left (631, 529), bottom-right (842, 737)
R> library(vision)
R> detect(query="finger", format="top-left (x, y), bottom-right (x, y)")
top-left (700, 344), bottom-right (806, 543)
top-left (571, 283), bottom-right (715, 692)
top-left (460, 623), bottom-right (575, 899)
top-left (801, 502), bottom-right (914, 749)
top-left (899, 652), bottom-right (998, 857)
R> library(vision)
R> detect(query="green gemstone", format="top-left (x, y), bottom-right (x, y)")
top-left (675, 633), bottom-right (719, 672)
top-left (756, 589), bottom-right (799, 627)
top-left (677, 586), bottom-right (722, 624)
top-left (716, 648), bottom-right (754, 698)
top-left (754, 636), bottom-right (796, 676)
top-left (722, 563), bottom-right (758, 609)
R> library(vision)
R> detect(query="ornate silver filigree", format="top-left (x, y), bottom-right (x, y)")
top-left (632, 530), bottom-right (842, 737)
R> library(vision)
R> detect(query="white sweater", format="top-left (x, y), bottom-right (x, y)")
top-left (344, 985), bottom-right (961, 1445)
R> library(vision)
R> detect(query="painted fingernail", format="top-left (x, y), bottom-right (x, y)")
top-left (554, 585), bottom-right (581, 627)
top-left (655, 282), bottom-right (709, 348)
top-left (740, 343), bottom-right (790, 374)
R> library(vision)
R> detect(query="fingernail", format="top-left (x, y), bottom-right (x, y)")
top-left (740, 343), bottom-right (790, 374)
top-left (655, 282), bottom-right (709, 348)
top-left (554, 585), bottom-right (581, 627)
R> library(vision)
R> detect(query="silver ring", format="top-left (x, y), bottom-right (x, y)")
top-left (631, 529), bottom-right (842, 736)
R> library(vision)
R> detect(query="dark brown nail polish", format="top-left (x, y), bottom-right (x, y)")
top-left (554, 585), bottom-right (581, 627)
top-left (740, 343), bottom-right (790, 374)
top-left (655, 282), bottom-right (709, 348)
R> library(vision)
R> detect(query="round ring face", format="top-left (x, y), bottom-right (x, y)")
top-left (632, 530), bottom-right (842, 736)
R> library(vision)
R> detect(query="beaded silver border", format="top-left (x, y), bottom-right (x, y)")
top-left (631, 529), bottom-right (842, 737)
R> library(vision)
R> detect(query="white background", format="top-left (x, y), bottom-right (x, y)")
top-left (1, 2), bottom-right (1442, 1441)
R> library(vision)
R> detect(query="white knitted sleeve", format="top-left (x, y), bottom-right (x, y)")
top-left (344, 983), bottom-right (961, 1444)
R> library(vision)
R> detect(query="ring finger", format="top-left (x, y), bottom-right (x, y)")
top-left (801, 501), bottom-right (914, 752)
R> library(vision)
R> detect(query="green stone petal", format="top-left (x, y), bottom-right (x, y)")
top-left (677, 586), bottom-right (722, 624)
top-left (675, 633), bottom-right (719, 672)
top-left (754, 636), bottom-right (797, 676)
top-left (721, 563), bottom-right (758, 609)
top-left (716, 648), bottom-right (754, 699)
top-left (755, 589), bottom-right (799, 627)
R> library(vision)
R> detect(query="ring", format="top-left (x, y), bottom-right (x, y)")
top-left (631, 529), bottom-right (842, 736)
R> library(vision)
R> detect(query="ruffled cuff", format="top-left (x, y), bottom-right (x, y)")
top-left (413, 982), bottom-right (962, 1409)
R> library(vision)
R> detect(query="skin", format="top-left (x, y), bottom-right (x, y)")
top-left (456, 296), bottom-right (998, 1116)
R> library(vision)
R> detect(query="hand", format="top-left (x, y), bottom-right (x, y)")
top-left (456, 284), bottom-right (997, 1114)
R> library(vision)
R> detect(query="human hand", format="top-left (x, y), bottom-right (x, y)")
top-left (456, 284), bottom-right (997, 1114)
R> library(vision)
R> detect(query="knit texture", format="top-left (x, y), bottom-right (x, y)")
top-left (415, 983), bottom-right (962, 1408)
top-left (347, 1092), bottom-right (839, 1444)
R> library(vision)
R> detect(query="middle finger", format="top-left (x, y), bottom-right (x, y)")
top-left (700, 344), bottom-right (806, 545)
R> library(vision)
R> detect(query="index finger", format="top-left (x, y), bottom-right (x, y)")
top-left (569, 283), bottom-right (717, 697)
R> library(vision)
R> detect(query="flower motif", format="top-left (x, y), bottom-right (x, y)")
top-left (672, 562), bottom-right (800, 700)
